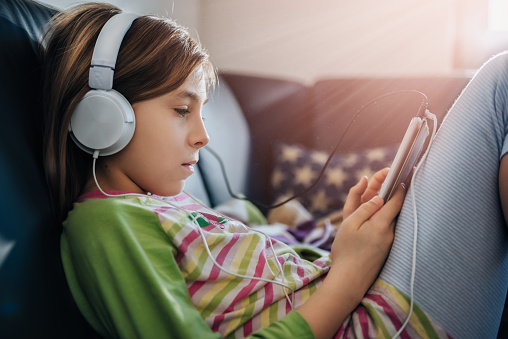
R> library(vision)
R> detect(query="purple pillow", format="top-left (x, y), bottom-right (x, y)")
top-left (271, 143), bottom-right (399, 218)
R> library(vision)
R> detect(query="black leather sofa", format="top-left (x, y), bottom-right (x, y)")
top-left (0, 0), bottom-right (96, 337)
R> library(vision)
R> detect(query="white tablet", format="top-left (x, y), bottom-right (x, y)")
top-left (378, 117), bottom-right (429, 202)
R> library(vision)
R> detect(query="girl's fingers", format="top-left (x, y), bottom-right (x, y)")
top-left (370, 183), bottom-right (406, 228)
top-left (343, 176), bottom-right (368, 219)
top-left (361, 168), bottom-right (390, 203)
top-left (347, 183), bottom-right (406, 232)
top-left (346, 195), bottom-right (384, 229)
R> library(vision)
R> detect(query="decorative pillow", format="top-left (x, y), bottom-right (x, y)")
top-left (271, 142), bottom-right (399, 218)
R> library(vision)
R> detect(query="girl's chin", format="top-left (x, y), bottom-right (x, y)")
top-left (146, 182), bottom-right (185, 198)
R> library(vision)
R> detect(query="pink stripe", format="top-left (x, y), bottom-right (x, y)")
top-left (211, 314), bottom-right (225, 332)
top-left (221, 247), bottom-right (267, 314)
top-left (294, 256), bottom-right (310, 285)
top-left (268, 237), bottom-right (279, 247)
top-left (243, 317), bottom-right (253, 337)
top-left (178, 229), bottom-right (200, 253)
top-left (334, 315), bottom-right (352, 339)
top-left (255, 249), bottom-right (285, 309)
top-left (187, 234), bottom-right (239, 297)
top-left (334, 323), bottom-right (345, 338)
top-left (263, 283), bottom-right (274, 308)
top-left (215, 283), bottom-right (269, 334)
top-left (314, 260), bottom-right (326, 268)
top-left (356, 305), bottom-right (370, 338)
top-left (364, 293), bottom-right (410, 338)
top-left (187, 280), bottom-right (206, 298)
top-left (201, 212), bottom-right (227, 223)
top-left (344, 320), bottom-right (351, 338)
top-left (153, 205), bottom-right (174, 214)
top-left (285, 295), bottom-right (291, 314)
top-left (180, 203), bottom-right (205, 211)
top-left (252, 244), bottom-right (269, 278)
top-left (168, 194), bottom-right (189, 202)
top-left (227, 264), bottom-right (262, 306)
top-left (214, 233), bottom-right (240, 271)
top-left (175, 251), bottom-right (184, 264)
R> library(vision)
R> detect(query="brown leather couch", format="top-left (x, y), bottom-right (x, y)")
top-left (221, 73), bottom-right (471, 212)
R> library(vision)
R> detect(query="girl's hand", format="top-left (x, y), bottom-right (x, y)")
top-left (296, 176), bottom-right (405, 339)
top-left (329, 179), bottom-right (406, 298)
top-left (343, 168), bottom-right (390, 220)
top-left (296, 181), bottom-right (406, 339)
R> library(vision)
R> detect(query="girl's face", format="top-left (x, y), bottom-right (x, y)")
top-left (99, 67), bottom-right (209, 196)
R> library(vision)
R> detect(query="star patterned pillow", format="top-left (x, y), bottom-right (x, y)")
top-left (271, 142), bottom-right (399, 219)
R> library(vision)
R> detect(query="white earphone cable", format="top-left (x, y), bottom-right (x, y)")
top-left (91, 108), bottom-right (437, 328)
top-left (91, 150), bottom-right (295, 309)
top-left (184, 194), bottom-right (295, 309)
top-left (392, 110), bottom-right (437, 339)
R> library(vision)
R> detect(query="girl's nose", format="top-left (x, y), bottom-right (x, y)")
top-left (192, 119), bottom-right (209, 149)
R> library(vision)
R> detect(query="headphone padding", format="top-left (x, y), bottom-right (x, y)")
top-left (69, 90), bottom-right (135, 156)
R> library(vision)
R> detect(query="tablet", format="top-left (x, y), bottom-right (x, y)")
top-left (378, 117), bottom-right (429, 202)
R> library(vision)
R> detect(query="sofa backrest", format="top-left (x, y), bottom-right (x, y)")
top-left (0, 0), bottom-right (97, 337)
top-left (307, 77), bottom-right (471, 153)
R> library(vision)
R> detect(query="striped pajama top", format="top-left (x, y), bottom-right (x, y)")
top-left (61, 191), bottom-right (450, 338)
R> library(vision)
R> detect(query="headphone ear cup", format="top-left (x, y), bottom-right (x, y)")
top-left (69, 89), bottom-right (135, 156)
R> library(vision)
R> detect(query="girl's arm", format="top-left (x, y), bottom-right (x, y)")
top-left (62, 198), bottom-right (314, 339)
top-left (297, 177), bottom-right (406, 339)
top-left (62, 198), bottom-right (219, 338)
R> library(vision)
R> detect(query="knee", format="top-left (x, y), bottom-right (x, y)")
top-left (467, 51), bottom-right (508, 104)
top-left (479, 51), bottom-right (508, 74)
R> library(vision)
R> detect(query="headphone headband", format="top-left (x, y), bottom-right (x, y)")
top-left (89, 13), bottom-right (140, 90)
top-left (70, 12), bottom-right (139, 156)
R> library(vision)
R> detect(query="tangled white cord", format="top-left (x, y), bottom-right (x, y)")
top-left (91, 150), bottom-right (295, 310)
top-left (91, 108), bottom-right (437, 332)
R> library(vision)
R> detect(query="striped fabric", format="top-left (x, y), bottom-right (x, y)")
top-left (153, 193), bottom-right (329, 337)
top-left (336, 280), bottom-right (451, 339)
top-left (145, 193), bottom-right (450, 338)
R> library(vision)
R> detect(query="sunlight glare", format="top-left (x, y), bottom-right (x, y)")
top-left (489, 0), bottom-right (508, 31)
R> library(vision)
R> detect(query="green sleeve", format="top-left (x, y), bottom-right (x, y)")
top-left (61, 197), bottom-right (314, 339)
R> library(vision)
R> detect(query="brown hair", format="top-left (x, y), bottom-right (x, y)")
top-left (42, 3), bottom-right (216, 222)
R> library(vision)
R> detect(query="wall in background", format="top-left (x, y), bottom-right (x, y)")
top-left (40, 0), bottom-right (201, 39)
top-left (201, 0), bottom-right (459, 83)
top-left (41, 0), bottom-right (462, 83)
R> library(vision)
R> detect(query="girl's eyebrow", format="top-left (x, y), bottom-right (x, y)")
top-left (177, 90), bottom-right (209, 105)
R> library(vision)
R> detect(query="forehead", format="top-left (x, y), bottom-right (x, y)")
top-left (173, 67), bottom-right (207, 102)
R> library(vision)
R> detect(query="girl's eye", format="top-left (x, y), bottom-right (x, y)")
top-left (175, 108), bottom-right (190, 117)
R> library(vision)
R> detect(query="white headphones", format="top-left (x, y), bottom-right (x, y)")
top-left (69, 13), bottom-right (140, 156)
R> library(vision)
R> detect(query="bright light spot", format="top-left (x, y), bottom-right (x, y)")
top-left (0, 236), bottom-right (15, 267)
top-left (489, 0), bottom-right (508, 31)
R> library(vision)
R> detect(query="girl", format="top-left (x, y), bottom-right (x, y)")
top-left (42, 3), bottom-right (508, 339)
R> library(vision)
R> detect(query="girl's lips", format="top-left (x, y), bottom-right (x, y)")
top-left (182, 160), bottom-right (197, 174)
